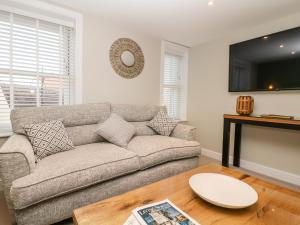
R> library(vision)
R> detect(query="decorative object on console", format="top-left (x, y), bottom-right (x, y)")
top-left (148, 111), bottom-right (177, 136)
top-left (189, 173), bottom-right (258, 209)
top-left (236, 96), bottom-right (254, 115)
top-left (260, 114), bottom-right (294, 120)
top-left (23, 120), bottom-right (74, 161)
top-left (109, 38), bottom-right (144, 79)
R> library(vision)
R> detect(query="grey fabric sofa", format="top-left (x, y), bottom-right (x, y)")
top-left (0, 103), bottom-right (201, 225)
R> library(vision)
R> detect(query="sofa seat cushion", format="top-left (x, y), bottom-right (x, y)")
top-left (11, 143), bottom-right (139, 209)
top-left (127, 135), bottom-right (201, 169)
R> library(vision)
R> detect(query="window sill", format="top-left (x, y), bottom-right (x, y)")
top-left (0, 132), bottom-right (12, 138)
top-left (175, 119), bottom-right (188, 123)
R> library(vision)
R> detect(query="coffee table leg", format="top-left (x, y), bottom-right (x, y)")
top-left (233, 123), bottom-right (242, 167)
top-left (73, 212), bottom-right (79, 225)
top-left (222, 118), bottom-right (231, 167)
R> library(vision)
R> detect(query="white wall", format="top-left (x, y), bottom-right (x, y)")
top-left (188, 12), bottom-right (300, 175)
top-left (82, 14), bottom-right (161, 105)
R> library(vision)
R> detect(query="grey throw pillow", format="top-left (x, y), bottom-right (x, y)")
top-left (148, 111), bottom-right (177, 136)
top-left (23, 120), bottom-right (74, 162)
top-left (95, 113), bottom-right (136, 147)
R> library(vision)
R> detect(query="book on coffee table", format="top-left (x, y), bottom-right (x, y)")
top-left (124, 199), bottom-right (200, 225)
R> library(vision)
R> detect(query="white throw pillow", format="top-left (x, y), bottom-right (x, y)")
top-left (148, 111), bottom-right (177, 136)
top-left (23, 120), bottom-right (75, 162)
top-left (95, 113), bottom-right (136, 147)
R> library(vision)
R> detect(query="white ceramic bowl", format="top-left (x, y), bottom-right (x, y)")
top-left (189, 173), bottom-right (258, 209)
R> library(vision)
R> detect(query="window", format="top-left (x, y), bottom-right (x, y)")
top-left (0, 10), bottom-right (75, 135)
top-left (161, 41), bottom-right (189, 120)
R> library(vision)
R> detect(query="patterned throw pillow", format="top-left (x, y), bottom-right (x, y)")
top-left (23, 120), bottom-right (74, 162)
top-left (148, 111), bottom-right (177, 136)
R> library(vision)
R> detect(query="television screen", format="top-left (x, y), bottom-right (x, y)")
top-left (229, 27), bottom-right (300, 92)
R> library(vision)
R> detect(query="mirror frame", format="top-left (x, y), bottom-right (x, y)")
top-left (109, 38), bottom-right (144, 79)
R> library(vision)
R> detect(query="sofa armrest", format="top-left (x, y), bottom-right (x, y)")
top-left (0, 134), bottom-right (35, 217)
top-left (171, 124), bottom-right (197, 141)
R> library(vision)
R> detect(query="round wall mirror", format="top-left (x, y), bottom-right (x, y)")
top-left (109, 38), bottom-right (144, 79)
top-left (121, 50), bottom-right (135, 67)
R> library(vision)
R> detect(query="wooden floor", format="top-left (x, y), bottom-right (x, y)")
top-left (0, 156), bottom-right (299, 225)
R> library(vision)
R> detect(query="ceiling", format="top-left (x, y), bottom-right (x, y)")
top-left (43, 0), bottom-right (300, 46)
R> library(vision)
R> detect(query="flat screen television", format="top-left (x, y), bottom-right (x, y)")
top-left (229, 27), bottom-right (300, 92)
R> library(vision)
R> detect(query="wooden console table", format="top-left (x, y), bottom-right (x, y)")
top-left (222, 114), bottom-right (300, 167)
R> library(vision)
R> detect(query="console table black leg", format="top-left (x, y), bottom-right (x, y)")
top-left (222, 118), bottom-right (231, 167)
top-left (233, 123), bottom-right (242, 167)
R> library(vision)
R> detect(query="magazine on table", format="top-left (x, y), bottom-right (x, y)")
top-left (123, 214), bottom-right (142, 225)
top-left (124, 199), bottom-right (200, 225)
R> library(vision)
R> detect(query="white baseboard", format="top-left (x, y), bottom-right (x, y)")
top-left (201, 148), bottom-right (300, 187)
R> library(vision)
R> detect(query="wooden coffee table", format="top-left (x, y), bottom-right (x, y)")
top-left (73, 164), bottom-right (300, 225)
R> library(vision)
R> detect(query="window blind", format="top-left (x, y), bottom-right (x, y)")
top-left (161, 53), bottom-right (184, 119)
top-left (0, 10), bottom-right (74, 135)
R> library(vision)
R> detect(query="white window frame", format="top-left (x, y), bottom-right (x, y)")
top-left (160, 41), bottom-right (189, 121)
top-left (0, 0), bottom-right (83, 137)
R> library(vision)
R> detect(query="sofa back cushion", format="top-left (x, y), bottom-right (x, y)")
top-left (66, 124), bottom-right (105, 146)
top-left (130, 122), bottom-right (156, 136)
top-left (11, 103), bottom-right (111, 134)
top-left (111, 104), bottom-right (166, 122)
top-left (10, 103), bottom-right (166, 145)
